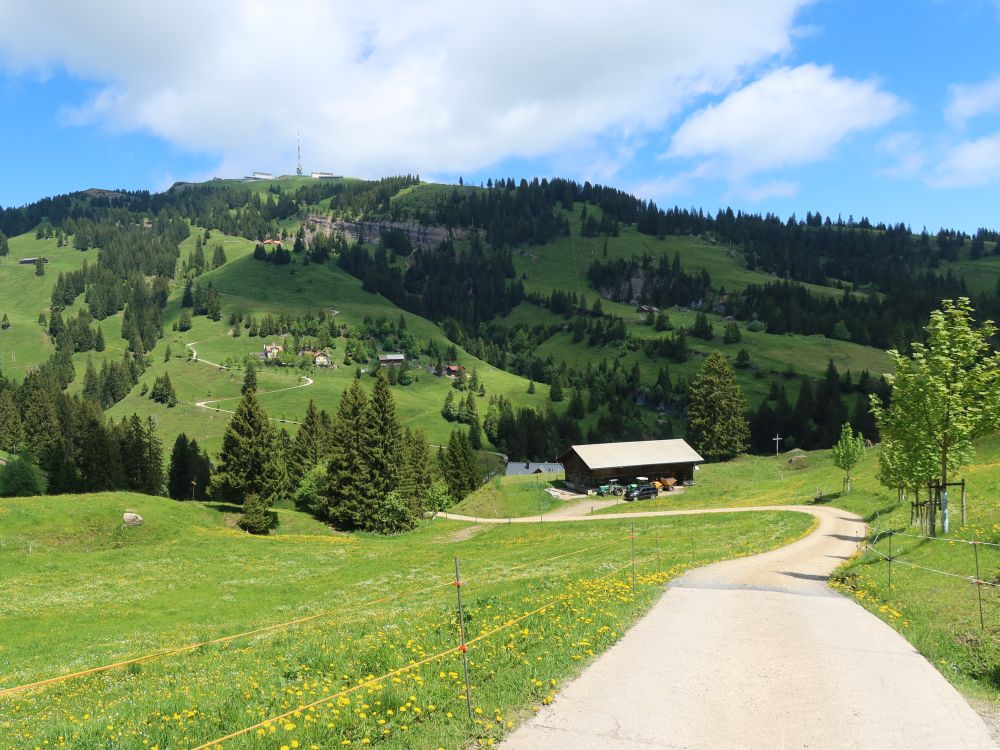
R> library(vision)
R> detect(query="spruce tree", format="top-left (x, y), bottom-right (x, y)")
top-left (211, 390), bottom-right (283, 504)
top-left (0, 387), bottom-right (24, 453)
top-left (325, 377), bottom-right (371, 528)
top-left (686, 351), bottom-right (749, 461)
top-left (291, 399), bottom-right (330, 475)
top-left (238, 493), bottom-right (275, 534)
top-left (242, 362), bottom-right (257, 394)
top-left (168, 433), bottom-right (193, 499)
top-left (549, 374), bottom-right (564, 402)
top-left (0, 232), bottom-right (8, 258)
top-left (361, 370), bottom-right (404, 520)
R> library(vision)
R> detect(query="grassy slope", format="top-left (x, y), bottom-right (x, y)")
top-left (0, 493), bottom-right (811, 749)
top-left (497, 208), bottom-right (891, 407)
top-left (106, 231), bottom-right (551, 455)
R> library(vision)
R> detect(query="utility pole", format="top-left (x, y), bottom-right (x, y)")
top-left (296, 130), bottom-right (303, 176)
top-left (773, 434), bottom-right (782, 457)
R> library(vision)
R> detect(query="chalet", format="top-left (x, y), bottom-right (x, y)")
top-left (262, 239), bottom-right (282, 246)
top-left (18, 257), bottom-right (48, 265)
top-left (444, 364), bottom-right (465, 377)
top-left (263, 342), bottom-right (284, 361)
top-left (313, 351), bottom-right (331, 367)
top-left (505, 462), bottom-right (564, 477)
top-left (251, 171), bottom-right (274, 180)
top-left (378, 353), bottom-right (406, 367)
top-left (310, 172), bottom-right (342, 179)
top-left (557, 439), bottom-right (704, 492)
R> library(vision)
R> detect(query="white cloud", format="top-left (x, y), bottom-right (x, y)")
top-left (667, 64), bottom-right (905, 178)
top-left (945, 75), bottom-right (1000, 128)
top-left (876, 131), bottom-right (927, 179)
top-left (0, 1), bottom-right (810, 180)
top-left (929, 132), bottom-right (1000, 187)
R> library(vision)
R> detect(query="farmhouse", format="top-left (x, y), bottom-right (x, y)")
top-left (557, 439), bottom-right (704, 492)
top-left (505, 462), bottom-right (564, 477)
top-left (378, 353), bottom-right (406, 367)
top-left (18, 257), bottom-right (48, 265)
top-left (444, 364), bottom-right (465, 377)
top-left (263, 342), bottom-right (284, 361)
top-left (313, 351), bottom-right (331, 367)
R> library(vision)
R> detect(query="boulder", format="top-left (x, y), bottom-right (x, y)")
top-left (122, 512), bottom-right (144, 527)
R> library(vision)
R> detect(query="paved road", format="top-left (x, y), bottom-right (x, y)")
top-left (495, 504), bottom-right (997, 749)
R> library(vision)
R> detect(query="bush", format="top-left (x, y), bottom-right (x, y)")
top-left (361, 490), bottom-right (418, 534)
top-left (0, 455), bottom-right (46, 497)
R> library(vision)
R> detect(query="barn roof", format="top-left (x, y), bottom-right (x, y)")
top-left (559, 439), bottom-right (704, 470)
top-left (505, 462), bottom-right (564, 476)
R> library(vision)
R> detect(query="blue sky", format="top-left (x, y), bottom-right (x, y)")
top-left (1, 0), bottom-right (999, 232)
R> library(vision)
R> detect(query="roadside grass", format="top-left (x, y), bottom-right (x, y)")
top-left (587, 436), bottom-right (1000, 702)
top-left (451, 474), bottom-right (567, 519)
top-left (0, 493), bottom-right (811, 749)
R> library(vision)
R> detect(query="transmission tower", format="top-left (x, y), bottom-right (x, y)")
top-left (296, 131), bottom-right (303, 176)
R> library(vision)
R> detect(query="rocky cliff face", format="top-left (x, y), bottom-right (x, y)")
top-left (304, 213), bottom-right (476, 250)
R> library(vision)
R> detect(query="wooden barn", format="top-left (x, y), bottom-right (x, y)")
top-left (557, 439), bottom-right (704, 492)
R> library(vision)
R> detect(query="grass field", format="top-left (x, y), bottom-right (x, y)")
top-left (0, 493), bottom-right (811, 749)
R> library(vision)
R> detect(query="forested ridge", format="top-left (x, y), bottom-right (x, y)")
top-left (1, 174), bottom-right (998, 483)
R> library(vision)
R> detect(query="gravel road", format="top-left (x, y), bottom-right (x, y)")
top-left (497, 504), bottom-right (997, 749)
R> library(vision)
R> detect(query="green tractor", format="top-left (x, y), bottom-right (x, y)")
top-left (597, 479), bottom-right (625, 496)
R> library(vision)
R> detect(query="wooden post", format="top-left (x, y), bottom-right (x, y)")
top-left (887, 531), bottom-right (893, 590)
top-left (973, 542), bottom-right (985, 631)
top-left (453, 558), bottom-right (474, 720)
top-left (630, 522), bottom-right (637, 606)
top-left (928, 482), bottom-right (937, 538)
top-left (961, 479), bottom-right (967, 527)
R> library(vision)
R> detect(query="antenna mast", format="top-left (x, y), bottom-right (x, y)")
top-left (296, 131), bottom-right (303, 176)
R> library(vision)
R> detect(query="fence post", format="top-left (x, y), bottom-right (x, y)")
top-left (630, 521), bottom-right (637, 605)
top-left (453, 558), bottom-right (474, 719)
top-left (961, 479), bottom-right (967, 528)
top-left (972, 541), bottom-right (985, 631)
top-left (655, 525), bottom-right (661, 573)
top-left (887, 530), bottom-right (893, 590)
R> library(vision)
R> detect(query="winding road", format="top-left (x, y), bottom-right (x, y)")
top-left (438, 504), bottom-right (996, 749)
top-left (185, 341), bottom-right (314, 425)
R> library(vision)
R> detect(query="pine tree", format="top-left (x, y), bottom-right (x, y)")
top-left (211, 390), bottom-right (283, 504)
top-left (212, 244), bottom-right (227, 268)
top-left (324, 377), bottom-right (371, 528)
top-left (82, 358), bottom-right (100, 402)
top-left (95, 326), bottom-right (105, 352)
top-left (0, 313), bottom-right (9, 330)
top-left (360, 370), bottom-right (404, 527)
top-left (34, 259), bottom-right (44, 277)
top-left (238, 493), bottom-right (275, 534)
top-left (0, 232), bottom-right (8, 258)
top-left (178, 309), bottom-right (192, 332)
top-left (242, 362), bottom-right (257, 394)
top-left (0, 387), bottom-right (24, 453)
top-left (168, 433), bottom-right (193, 499)
top-left (549, 374), bottom-right (564, 402)
top-left (442, 390), bottom-right (458, 420)
top-left (291, 399), bottom-right (331, 475)
top-left (441, 429), bottom-right (480, 501)
top-left (399, 427), bottom-right (434, 510)
top-left (686, 351), bottom-right (749, 461)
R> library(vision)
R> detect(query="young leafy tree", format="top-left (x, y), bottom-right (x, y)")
top-left (871, 298), bottom-right (1000, 532)
top-left (832, 422), bottom-right (866, 493)
top-left (686, 351), bottom-right (749, 461)
top-left (0, 453), bottom-right (46, 497)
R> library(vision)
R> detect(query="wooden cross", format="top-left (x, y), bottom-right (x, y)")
top-left (773, 434), bottom-right (782, 457)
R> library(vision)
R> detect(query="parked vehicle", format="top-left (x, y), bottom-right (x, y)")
top-left (652, 477), bottom-right (677, 492)
top-left (624, 484), bottom-right (658, 501)
top-left (597, 479), bottom-right (625, 496)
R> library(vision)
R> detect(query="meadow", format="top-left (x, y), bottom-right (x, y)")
top-left (0, 493), bottom-right (812, 749)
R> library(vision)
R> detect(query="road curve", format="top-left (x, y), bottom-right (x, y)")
top-left (490, 504), bottom-right (997, 749)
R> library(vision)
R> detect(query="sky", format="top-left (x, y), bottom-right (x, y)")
top-left (1, 0), bottom-right (999, 233)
